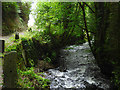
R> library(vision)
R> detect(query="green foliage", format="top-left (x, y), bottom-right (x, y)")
top-left (44, 57), bottom-right (51, 63)
top-left (5, 44), bottom-right (17, 52)
top-left (3, 2), bottom-right (120, 89)
top-left (4, 33), bottom-right (52, 88)
top-left (2, 2), bottom-right (19, 20)
top-left (35, 2), bottom-right (59, 28)
top-left (32, 32), bottom-right (51, 44)
top-left (112, 66), bottom-right (120, 89)
top-left (5, 38), bottom-right (21, 52)
top-left (18, 2), bottom-right (31, 24)
top-left (34, 2), bottom-right (85, 46)
top-left (4, 30), bottom-right (57, 69)
top-left (17, 67), bottom-right (50, 88)
top-left (22, 38), bottom-right (39, 61)
top-left (2, 2), bottom-right (20, 35)
top-left (51, 51), bottom-right (57, 58)
top-left (2, 2), bottom-right (31, 35)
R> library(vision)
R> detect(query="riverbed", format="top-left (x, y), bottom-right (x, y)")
top-left (45, 42), bottom-right (112, 89)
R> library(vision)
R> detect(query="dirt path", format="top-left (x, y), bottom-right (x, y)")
top-left (0, 31), bottom-right (27, 43)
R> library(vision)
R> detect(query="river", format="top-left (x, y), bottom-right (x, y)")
top-left (27, 2), bottom-right (112, 89)
top-left (45, 42), bottom-right (112, 89)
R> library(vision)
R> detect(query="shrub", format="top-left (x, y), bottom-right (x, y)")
top-left (17, 67), bottom-right (50, 88)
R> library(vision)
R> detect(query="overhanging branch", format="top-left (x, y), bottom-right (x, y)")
top-left (84, 2), bottom-right (95, 13)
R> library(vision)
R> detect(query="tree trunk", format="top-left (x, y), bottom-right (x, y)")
top-left (80, 2), bottom-right (93, 54)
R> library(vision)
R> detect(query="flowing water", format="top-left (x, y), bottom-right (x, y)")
top-left (26, 3), bottom-right (112, 89)
top-left (45, 42), bottom-right (112, 89)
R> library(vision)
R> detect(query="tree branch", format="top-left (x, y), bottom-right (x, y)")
top-left (77, 25), bottom-right (86, 30)
top-left (79, 2), bottom-right (94, 54)
top-left (84, 2), bottom-right (95, 13)
top-left (77, 25), bottom-right (95, 35)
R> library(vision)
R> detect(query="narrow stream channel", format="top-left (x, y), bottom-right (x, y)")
top-left (45, 42), bottom-right (112, 89)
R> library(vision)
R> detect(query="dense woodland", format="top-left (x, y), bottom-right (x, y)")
top-left (1, 2), bottom-right (120, 89)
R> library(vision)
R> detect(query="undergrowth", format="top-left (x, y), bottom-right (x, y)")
top-left (17, 67), bottom-right (50, 88)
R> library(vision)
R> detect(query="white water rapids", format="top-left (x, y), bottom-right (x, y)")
top-left (44, 42), bottom-right (112, 89)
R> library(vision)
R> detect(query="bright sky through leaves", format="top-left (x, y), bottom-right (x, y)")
top-left (28, 2), bottom-right (37, 27)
